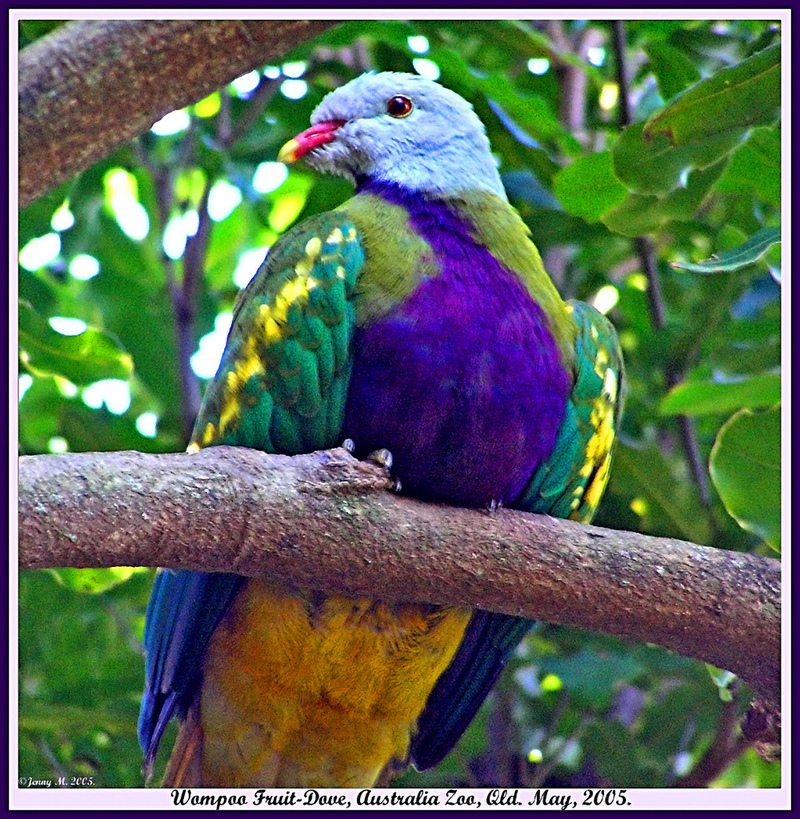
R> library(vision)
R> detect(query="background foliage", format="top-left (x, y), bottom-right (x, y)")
top-left (18, 18), bottom-right (781, 789)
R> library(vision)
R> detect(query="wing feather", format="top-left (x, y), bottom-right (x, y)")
top-left (138, 211), bottom-right (365, 774)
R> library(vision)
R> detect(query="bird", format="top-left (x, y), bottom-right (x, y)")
top-left (138, 71), bottom-right (624, 788)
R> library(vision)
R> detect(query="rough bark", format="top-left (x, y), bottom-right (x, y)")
top-left (18, 19), bottom-right (335, 207)
top-left (18, 446), bottom-right (781, 707)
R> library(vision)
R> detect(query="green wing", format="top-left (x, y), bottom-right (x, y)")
top-left (191, 211), bottom-right (364, 454)
top-left (518, 299), bottom-right (625, 523)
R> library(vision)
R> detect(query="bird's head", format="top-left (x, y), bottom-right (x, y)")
top-left (278, 72), bottom-right (506, 200)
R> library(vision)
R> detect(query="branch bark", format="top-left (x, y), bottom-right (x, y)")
top-left (18, 446), bottom-right (780, 708)
top-left (18, 19), bottom-right (336, 208)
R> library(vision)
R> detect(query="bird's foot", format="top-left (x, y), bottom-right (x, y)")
top-left (486, 498), bottom-right (503, 515)
top-left (366, 447), bottom-right (393, 470)
top-left (341, 440), bottom-right (402, 492)
top-left (366, 448), bottom-right (402, 493)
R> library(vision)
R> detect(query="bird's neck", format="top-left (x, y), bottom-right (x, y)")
top-left (353, 134), bottom-right (507, 201)
top-left (354, 174), bottom-right (502, 205)
top-left (354, 177), bottom-right (496, 255)
top-left (349, 177), bottom-right (577, 370)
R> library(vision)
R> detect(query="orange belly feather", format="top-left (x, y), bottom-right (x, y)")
top-left (168, 579), bottom-right (471, 787)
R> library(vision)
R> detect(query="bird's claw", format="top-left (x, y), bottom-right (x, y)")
top-left (366, 447), bottom-right (393, 470)
top-left (364, 448), bottom-right (402, 493)
top-left (342, 442), bottom-right (401, 491)
top-left (487, 498), bottom-right (503, 515)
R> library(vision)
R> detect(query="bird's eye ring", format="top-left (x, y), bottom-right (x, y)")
top-left (386, 95), bottom-right (413, 118)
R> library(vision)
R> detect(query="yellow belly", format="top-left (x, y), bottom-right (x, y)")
top-left (198, 579), bottom-right (471, 786)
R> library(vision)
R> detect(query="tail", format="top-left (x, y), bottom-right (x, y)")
top-left (162, 699), bottom-right (286, 787)
top-left (163, 701), bottom-right (204, 786)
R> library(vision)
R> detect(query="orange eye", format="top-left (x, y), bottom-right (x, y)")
top-left (386, 95), bottom-right (413, 118)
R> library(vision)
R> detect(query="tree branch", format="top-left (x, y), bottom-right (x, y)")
top-left (17, 446), bottom-right (780, 710)
top-left (18, 19), bottom-right (336, 208)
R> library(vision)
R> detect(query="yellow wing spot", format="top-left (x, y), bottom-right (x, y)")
top-left (226, 370), bottom-right (241, 393)
top-left (235, 352), bottom-right (265, 384)
top-left (279, 277), bottom-right (312, 318)
top-left (336, 265), bottom-right (347, 280)
top-left (590, 325), bottom-right (599, 342)
top-left (219, 348), bottom-right (264, 437)
top-left (346, 227), bottom-right (357, 242)
top-left (219, 272), bottom-right (314, 436)
top-left (583, 456), bottom-right (612, 515)
top-left (261, 314), bottom-right (282, 343)
top-left (202, 422), bottom-right (217, 445)
top-left (594, 348), bottom-right (609, 373)
top-left (305, 236), bottom-right (322, 258)
top-left (293, 237), bottom-right (322, 278)
top-left (576, 394), bottom-right (617, 492)
top-left (586, 402), bottom-right (615, 464)
top-left (219, 396), bottom-right (241, 432)
top-left (327, 227), bottom-right (344, 245)
top-left (603, 368), bottom-right (618, 401)
top-left (307, 276), bottom-right (319, 290)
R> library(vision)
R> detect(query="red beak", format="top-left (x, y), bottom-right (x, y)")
top-left (278, 120), bottom-right (343, 164)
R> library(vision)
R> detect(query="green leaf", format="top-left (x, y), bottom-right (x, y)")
top-left (204, 199), bottom-right (263, 291)
top-left (19, 19), bottom-right (66, 48)
top-left (612, 121), bottom-right (744, 196)
top-left (18, 300), bottom-right (134, 385)
top-left (19, 570), bottom-right (154, 786)
top-left (671, 227), bottom-right (781, 273)
top-left (612, 444), bottom-right (712, 545)
top-left (643, 42), bottom-right (781, 146)
top-left (711, 747), bottom-right (782, 788)
top-left (709, 405), bottom-right (781, 551)
top-left (660, 372), bottom-right (781, 415)
top-left (501, 20), bottom-right (606, 86)
top-left (48, 567), bottom-right (148, 594)
top-left (431, 49), bottom-right (577, 152)
top-left (716, 126), bottom-right (781, 208)
top-left (553, 152), bottom-right (628, 222)
top-left (540, 649), bottom-right (643, 709)
top-left (85, 220), bottom-right (180, 408)
top-left (705, 665), bottom-right (736, 702)
top-left (644, 41), bottom-right (701, 100)
top-left (19, 181), bottom-right (72, 247)
top-left (602, 160), bottom-right (727, 236)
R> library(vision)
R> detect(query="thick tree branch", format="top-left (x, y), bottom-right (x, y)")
top-left (18, 19), bottom-right (335, 208)
top-left (18, 447), bottom-right (780, 709)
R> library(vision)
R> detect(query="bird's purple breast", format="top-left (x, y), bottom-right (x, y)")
top-left (343, 181), bottom-right (570, 507)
